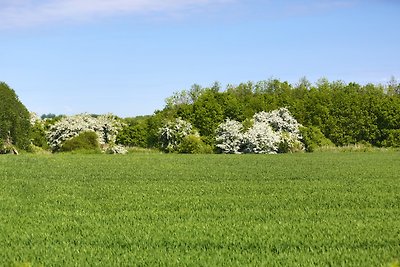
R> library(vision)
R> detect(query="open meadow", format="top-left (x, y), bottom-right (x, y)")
top-left (0, 152), bottom-right (399, 266)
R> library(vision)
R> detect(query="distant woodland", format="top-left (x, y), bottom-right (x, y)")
top-left (1, 77), bottom-right (400, 154)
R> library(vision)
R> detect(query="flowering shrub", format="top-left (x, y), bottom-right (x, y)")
top-left (255, 108), bottom-right (301, 134)
top-left (216, 108), bottom-right (304, 154)
top-left (158, 118), bottom-right (196, 153)
top-left (47, 113), bottom-right (124, 152)
top-left (242, 121), bottom-right (280, 154)
top-left (215, 119), bottom-right (243, 154)
top-left (253, 108), bottom-right (304, 153)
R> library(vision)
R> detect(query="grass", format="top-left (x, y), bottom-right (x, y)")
top-left (0, 152), bottom-right (399, 266)
top-left (314, 143), bottom-right (398, 153)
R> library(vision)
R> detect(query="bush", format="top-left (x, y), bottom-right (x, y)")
top-left (47, 113), bottom-right (123, 151)
top-left (30, 121), bottom-right (49, 149)
top-left (116, 119), bottom-right (148, 148)
top-left (278, 132), bottom-right (305, 153)
top-left (158, 118), bottom-right (196, 153)
top-left (59, 131), bottom-right (100, 152)
top-left (381, 129), bottom-right (400, 148)
top-left (179, 134), bottom-right (213, 154)
top-left (216, 108), bottom-right (304, 154)
top-left (300, 126), bottom-right (334, 152)
top-left (215, 119), bottom-right (243, 154)
top-left (242, 120), bottom-right (280, 154)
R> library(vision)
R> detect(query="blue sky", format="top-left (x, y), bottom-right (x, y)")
top-left (1, 0), bottom-right (399, 117)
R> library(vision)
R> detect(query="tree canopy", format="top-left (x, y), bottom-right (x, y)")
top-left (2, 77), bottom-right (400, 154)
top-left (119, 78), bottom-right (400, 150)
top-left (0, 82), bottom-right (31, 150)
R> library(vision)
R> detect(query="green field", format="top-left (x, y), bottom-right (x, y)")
top-left (0, 152), bottom-right (399, 266)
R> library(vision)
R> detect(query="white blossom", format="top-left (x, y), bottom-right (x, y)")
top-left (47, 113), bottom-right (123, 151)
top-left (215, 118), bottom-right (243, 154)
top-left (256, 108), bottom-right (302, 138)
top-left (158, 118), bottom-right (195, 152)
top-left (242, 122), bottom-right (280, 154)
top-left (215, 108), bottom-right (304, 154)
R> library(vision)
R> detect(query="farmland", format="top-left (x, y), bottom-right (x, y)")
top-left (0, 152), bottom-right (399, 266)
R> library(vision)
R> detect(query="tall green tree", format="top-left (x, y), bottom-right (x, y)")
top-left (0, 82), bottom-right (31, 150)
top-left (192, 90), bottom-right (224, 145)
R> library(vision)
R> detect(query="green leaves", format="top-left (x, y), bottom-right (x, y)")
top-left (60, 131), bottom-right (100, 152)
top-left (159, 78), bottom-right (400, 150)
top-left (0, 82), bottom-right (31, 150)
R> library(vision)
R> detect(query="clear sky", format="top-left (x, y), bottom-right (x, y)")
top-left (1, 0), bottom-right (399, 117)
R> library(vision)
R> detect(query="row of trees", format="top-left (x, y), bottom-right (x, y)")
top-left (1, 77), bottom-right (400, 154)
top-left (117, 78), bottom-right (400, 151)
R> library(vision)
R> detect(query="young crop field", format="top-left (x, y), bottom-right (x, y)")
top-left (0, 152), bottom-right (399, 266)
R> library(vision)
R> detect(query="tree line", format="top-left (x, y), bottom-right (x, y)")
top-left (117, 78), bottom-right (400, 150)
top-left (1, 77), bottom-right (400, 154)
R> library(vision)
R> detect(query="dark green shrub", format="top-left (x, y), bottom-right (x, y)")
top-left (0, 139), bottom-right (5, 154)
top-left (0, 82), bottom-right (31, 150)
top-left (60, 131), bottom-right (100, 152)
top-left (300, 126), bottom-right (334, 152)
top-left (179, 135), bottom-right (213, 154)
top-left (116, 121), bottom-right (148, 148)
top-left (30, 122), bottom-right (49, 149)
top-left (381, 129), bottom-right (400, 148)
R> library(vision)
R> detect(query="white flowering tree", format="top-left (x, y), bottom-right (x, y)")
top-left (215, 108), bottom-right (304, 154)
top-left (257, 108), bottom-right (301, 136)
top-left (215, 119), bottom-right (243, 154)
top-left (158, 118), bottom-right (196, 153)
top-left (242, 121), bottom-right (281, 154)
top-left (253, 108), bottom-right (303, 153)
top-left (47, 113), bottom-right (125, 153)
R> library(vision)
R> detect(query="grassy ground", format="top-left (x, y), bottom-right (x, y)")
top-left (0, 152), bottom-right (399, 266)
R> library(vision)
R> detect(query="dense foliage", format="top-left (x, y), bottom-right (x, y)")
top-left (116, 116), bottom-right (150, 148)
top-left (119, 77), bottom-right (400, 151)
top-left (0, 153), bottom-right (399, 266)
top-left (2, 77), bottom-right (400, 154)
top-left (299, 126), bottom-right (334, 152)
top-left (59, 131), bottom-right (100, 152)
top-left (0, 82), bottom-right (31, 151)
